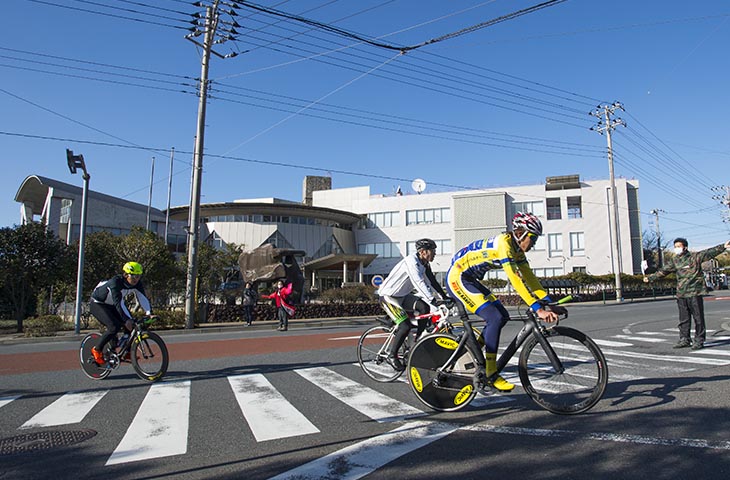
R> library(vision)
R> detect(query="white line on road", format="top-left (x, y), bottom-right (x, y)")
top-left (268, 420), bottom-right (457, 480)
top-left (612, 335), bottom-right (667, 343)
top-left (594, 339), bottom-right (633, 347)
top-left (463, 424), bottom-right (730, 450)
top-left (0, 395), bottom-right (20, 410)
top-left (106, 380), bottom-right (191, 466)
top-left (228, 374), bottom-right (319, 442)
top-left (20, 390), bottom-right (108, 429)
top-left (296, 367), bottom-right (424, 422)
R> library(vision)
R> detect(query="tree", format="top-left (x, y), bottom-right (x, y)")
top-left (0, 223), bottom-right (74, 331)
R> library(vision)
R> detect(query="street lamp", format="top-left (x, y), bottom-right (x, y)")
top-left (67, 149), bottom-right (90, 334)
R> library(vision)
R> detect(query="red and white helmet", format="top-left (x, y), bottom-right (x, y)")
top-left (512, 212), bottom-right (543, 236)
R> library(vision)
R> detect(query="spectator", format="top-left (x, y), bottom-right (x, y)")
top-left (644, 238), bottom-right (730, 350)
top-left (261, 280), bottom-right (295, 331)
top-left (242, 282), bottom-right (258, 326)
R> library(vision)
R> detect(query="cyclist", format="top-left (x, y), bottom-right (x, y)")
top-left (447, 212), bottom-right (564, 391)
top-left (378, 238), bottom-right (453, 371)
top-left (89, 261), bottom-right (152, 366)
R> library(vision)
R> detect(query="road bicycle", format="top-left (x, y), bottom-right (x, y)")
top-left (407, 296), bottom-right (608, 414)
top-left (357, 304), bottom-right (463, 382)
top-left (79, 316), bottom-right (169, 382)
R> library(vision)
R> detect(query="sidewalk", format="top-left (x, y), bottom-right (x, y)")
top-left (3, 292), bottom-right (725, 347)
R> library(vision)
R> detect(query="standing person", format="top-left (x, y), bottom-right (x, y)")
top-left (644, 238), bottom-right (730, 350)
top-left (447, 212), bottom-right (563, 391)
top-left (88, 261), bottom-right (153, 366)
top-left (262, 280), bottom-right (295, 331)
top-left (242, 282), bottom-right (258, 326)
top-left (377, 238), bottom-right (453, 371)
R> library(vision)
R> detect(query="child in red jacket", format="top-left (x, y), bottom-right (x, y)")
top-left (261, 280), bottom-right (295, 331)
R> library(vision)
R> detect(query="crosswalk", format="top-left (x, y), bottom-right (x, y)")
top-left (2, 327), bottom-right (730, 476)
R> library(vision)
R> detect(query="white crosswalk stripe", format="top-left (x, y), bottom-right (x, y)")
top-left (295, 366), bottom-right (424, 422)
top-left (106, 380), bottom-right (191, 466)
top-left (0, 395), bottom-right (21, 409)
top-left (20, 390), bottom-right (108, 429)
top-left (228, 373), bottom-right (319, 441)
top-left (595, 339), bottom-right (633, 347)
top-left (612, 335), bottom-right (667, 343)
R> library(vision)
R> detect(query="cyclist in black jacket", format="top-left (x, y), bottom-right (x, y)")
top-left (89, 262), bottom-right (152, 366)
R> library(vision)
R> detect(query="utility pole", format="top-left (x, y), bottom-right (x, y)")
top-left (591, 102), bottom-right (626, 302)
top-left (183, 1), bottom-right (239, 329)
top-left (164, 147), bottom-right (174, 244)
top-left (146, 156), bottom-right (155, 231)
top-left (650, 208), bottom-right (664, 269)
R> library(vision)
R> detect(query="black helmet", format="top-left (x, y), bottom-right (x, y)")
top-left (415, 238), bottom-right (437, 251)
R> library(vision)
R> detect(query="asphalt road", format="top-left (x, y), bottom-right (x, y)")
top-left (1, 297), bottom-right (730, 479)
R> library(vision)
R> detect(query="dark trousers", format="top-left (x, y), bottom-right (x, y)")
top-left (677, 296), bottom-right (705, 342)
top-left (243, 305), bottom-right (254, 324)
top-left (277, 307), bottom-right (289, 329)
top-left (89, 302), bottom-right (123, 351)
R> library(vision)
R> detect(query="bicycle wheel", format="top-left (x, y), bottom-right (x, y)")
top-left (357, 326), bottom-right (404, 382)
top-left (79, 333), bottom-right (112, 380)
top-left (407, 333), bottom-right (481, 412)
top-left (130, 331), bottom-right (168, 382)
top-left (518, 326), bottom-right (608, 415)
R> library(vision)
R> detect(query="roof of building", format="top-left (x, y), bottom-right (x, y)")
top-left (167, 201), bottom-right (364, 225)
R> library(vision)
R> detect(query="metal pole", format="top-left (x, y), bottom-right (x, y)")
top-left (146, 156), bottom-right (155, 231)
top-left (651, 209), bottom-right (662, 269)
top-left (185, 4), bottom-right (217, 329)
top-left (165, 147), bottom-right (175, 244)
top-left (74, 171), bottom-right (90, 334)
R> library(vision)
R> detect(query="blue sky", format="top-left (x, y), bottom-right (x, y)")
top-left (2, 0), bottom-right (729, 248)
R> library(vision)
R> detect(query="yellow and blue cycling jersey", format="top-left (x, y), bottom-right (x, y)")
top-left (447, 232), bottom-right (550, 313)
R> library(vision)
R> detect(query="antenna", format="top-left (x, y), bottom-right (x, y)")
top-left (411, 178), bottom-right (426, 194)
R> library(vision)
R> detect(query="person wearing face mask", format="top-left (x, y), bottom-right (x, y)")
top-left (644, 238), bottom-right (730, 350)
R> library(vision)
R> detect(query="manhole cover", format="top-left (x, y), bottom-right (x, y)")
top-left (0, 429), bottom-right (97, 455)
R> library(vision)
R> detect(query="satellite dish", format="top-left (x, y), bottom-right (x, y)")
top-left (411, 178), bottom-right (427, 194)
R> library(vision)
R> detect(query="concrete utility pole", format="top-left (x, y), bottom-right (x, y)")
top-left (711, 185), bottom-right (730, 224)
top-left (591, 102), bottom-right (626, 302)
top-left (650, 208), bottom-right (664, 269)
top-left (146, 156), bottom-right (155, 231)
top-left (183, 0), bottom-right (239, 329)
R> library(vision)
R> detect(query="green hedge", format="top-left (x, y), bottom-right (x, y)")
top-left (23, 315), bottom-right (65, 337)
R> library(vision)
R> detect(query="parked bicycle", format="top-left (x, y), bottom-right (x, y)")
top-left (79, 316), bottom-right (169, 382)
top-left (357, 304), bottom-right (462, 382)
top-left (407, 296), bottom-right (608, 414)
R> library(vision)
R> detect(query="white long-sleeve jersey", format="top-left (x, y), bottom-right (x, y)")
top-left (377, 252), bottom-right (435, 301)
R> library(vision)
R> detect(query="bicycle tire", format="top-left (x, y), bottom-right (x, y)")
top-left (518, 326), bottom-right (608, 415)
top-left (130, 331), bottom-right (168, 382)
top-left (79, 333), bottom-right (112, 380)
top-left (407, 333), bottom-right (481, 412)
top-left (357, 325), bottom-right (405, 382)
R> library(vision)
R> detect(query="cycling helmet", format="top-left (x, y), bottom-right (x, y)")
top-left (512, 212), bottom-right (543, 236)
top-left (122, 261), bottom-right (144, 275)
top-left (415, 238), bottom-right (437, 251)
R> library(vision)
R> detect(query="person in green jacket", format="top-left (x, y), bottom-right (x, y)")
top-left (644, 238), bottom-right (730, 350)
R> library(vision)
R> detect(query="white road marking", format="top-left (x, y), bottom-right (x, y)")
top-left (296, 367), bottom-right (424, 422)
top-left (612, 335), bottom-right (667, 343)
top-left (228, 374), bottom-right (319, 442)
top-left (464, 424), bottom-right (730, 450)
top-left (594, 339), bottom-right (633, 347)
top-left (268, 420), bottom-right (457, 480)
top-left (0, 395), bottom-right (20, 410)
top-left (20, 390), bottom-right (108, 429)
top-left (106, 380), bottom-right (191, 466)
top-left (692, 348), bottom-right (730, 356)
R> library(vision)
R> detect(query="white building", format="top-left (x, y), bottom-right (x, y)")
top-left (312, 174), bottom-right (642, 285)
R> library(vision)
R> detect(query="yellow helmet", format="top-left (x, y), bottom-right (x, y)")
top-left (123, 261), bottom-right (143, 275)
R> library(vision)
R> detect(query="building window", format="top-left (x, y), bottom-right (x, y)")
top-left (548, 233), bottom-right (563, 257)
top-left (211, 231), bottom-right (225, 249)
top-left (511, 200), bottom-right (544, 218)
top-left (365, 211), bottom-right (399, 229)
top-left (569, 232), bottom-right (585, 256)
top-left (567, 196), bottom-right (582, 219)
top-left (60, 199), bottom-right (72, 224)
top-left (405, 208), bottom-right (451, 225)
top-left (406, 239), bottom-right (452, 256)
top-left (533, 267), bottom-right (564, 278)
top-left (546, 198), bottom-right (561, 220)
top-left (358, 242), bottom-right (401, 258)
top-left (573, 266), bottom-right (587, 273)
top-left (532, 235), bottom-right (546, 251)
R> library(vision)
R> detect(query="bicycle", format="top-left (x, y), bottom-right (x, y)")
top-left (406, 296), bottom-right (608, 414)
top-left (357, 304), bottom-right (466, 382)
top-left (79, 316), bottom-right (169, 382)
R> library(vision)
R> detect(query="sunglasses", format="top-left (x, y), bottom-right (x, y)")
top-left (517, 231), bottom-right (538, 242)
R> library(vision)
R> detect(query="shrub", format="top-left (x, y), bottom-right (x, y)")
top-left (153, 309), bottom-right (187, 329)
top-left (318, 285), bottom-right (377, 304)
top-left (23, 315), bottom-right (64, 337)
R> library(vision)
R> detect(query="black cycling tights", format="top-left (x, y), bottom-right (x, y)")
top-left (391, 295), bottom-right (431, 355)
top-left (89, 302), bottom-right (124, 351)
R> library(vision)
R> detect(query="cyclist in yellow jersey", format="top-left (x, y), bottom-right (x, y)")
top-left (446, 212), bottom-right (564, 391)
